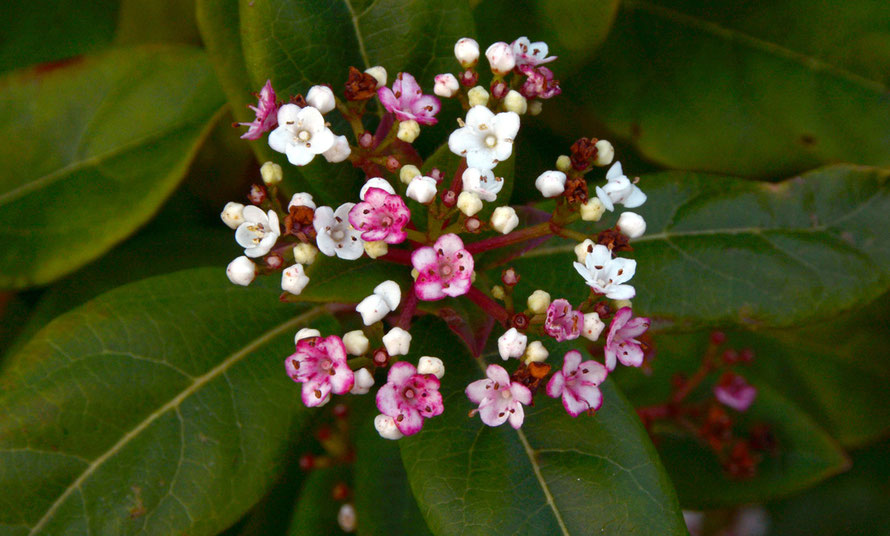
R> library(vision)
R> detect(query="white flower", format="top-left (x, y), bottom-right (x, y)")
top-left (350, 368), bottom-right (375, 394)
top-left (448, 106), bottom-right (520, 171)
top-left (374, 414), bottom-right (404, 440)
top-left (288, 192), bottom-right (316, 210)
top-left (485, 41), bottom-right (515, 74)
top-left (593, 140), bottom-right (614, 166)
top-left (293, 243), bottom-right (318, 265)
top-left (574, 239), bottom-right (596, 263)
top-left (595, 162), bottom-right (646, 211)
top-left (457, 191), bottom-right (483, 217)
top-left (364, 66), bottom-right (387, 88)
top-left (282, 264), bottom-right (310, 295)
top-left (260, 161), bottom-right (283, 185)
top-left (306, 85), bottom-right (335, 114)
top-left (527, 289), bottom-right (551, 314)
top-left (373, 280), bottom-right (402, 310)
top-left (343, 330), bottom-right (370, 356)
top-left (574, 244), bottom-right (636, 300)
top-left (313, 203), bottom-right (364, 260)
top-left (322, 134), bottom-right (351, 163)
top-left (617, 211), bottom-right (647, 238)
top-left (511, 36), bottom-right (556, 66)
top-left (490, 206), bottom-right (519, 234)
top-left (582, 313), bottom-right (605, 341)
top-left (295, 327), bottom-right (321, 343)
top-left (406, 176), bottom-right (438, 204)
top-left (454, 37), bottom-right (480, 67)
top-left (503, 90), bottom-right (527, 114)
top-left (337, 503), bottom-right (357, 533)
top-left (535, 170), bottom-right (566, 198)
top-left (268, 104), bottom-right (336, 166)
top-left (226, 256), bottom-right (256, 286)
top-left (434, 73), bottom-right (459, 98)
top-left (235, 206), bottom-right (280, 257)
top-left (397, 119), bottom-right (420, 143)
top-left (462, 167), bottom-right (503, 202)
top-left (360, 177), bottom-right (396, 199)
top-left (467, 86), bottom-right (490, 107)
top-left (356, 294), bottom-right (390, 325)
top-left (524, 340), bottom-right (549, 363)
top-left (382, 327), bottom-right (412, 356)
top-left (417, 356), bottom-right (445, 379)
top-left (498, 327), bottom-right (527, 360)
top-left (220, 202), bottom-right (245, 229)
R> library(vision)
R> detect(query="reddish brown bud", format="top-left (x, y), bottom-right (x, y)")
top-left (511, 313), bottom-right (530, 331)
top-left (289, 94), bottom-right (308, 108)
top-left (490, 79), bottom-right (508, 99)
top-left (570, 137), bottom-right (599, 171)
top-left (700, 405), bottom-right (734, 451)
top-left (442, 190), bottom-right (458, 207)
top-left (460, 69), bottom-right (478, 87)
top-left (501, 267), bottom-right (520, 287)
top-left (344, 66), bottom-right (378, 101)
top-left (386, 156), bottom-right (400, 172)
top-left (265, 252), bottom-right (284, 270)
top-left (563, 175), bottom-right (589, 204)
top-left (285, 205), bottom-right (316, 236)
top-left (248, 184), bottom-right (267, 205)
top-left (593, 301), bottom-right (612, 319)
top-left (597, 228), bottom-right (632, 252)
top-left (359, 131), bottom-right (374, 148)
top-left (465, 216), bottom-right (482, 233)
top-left (510, 361), bottom-right (551, 396)
top-left (372, 347), bottom-right (389, 367)
top-left (332, 482), bottom-right (351, 501)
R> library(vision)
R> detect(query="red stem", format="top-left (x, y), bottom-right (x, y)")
top-left (465, 221), bottom-right (553, 255)
top-left (466, 286), bottom-right (511, 325)
top-left (397, 290), bottom-right (418, 330)
top-left (379, 248), bottom-right (412, 265)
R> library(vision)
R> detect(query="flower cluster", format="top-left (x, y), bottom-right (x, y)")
top-left (221, 36), bottom-right (653, 439)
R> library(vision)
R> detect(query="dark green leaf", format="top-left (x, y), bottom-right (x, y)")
top-left (0, 268), bottom-right (333, 535)
top-left (114, 0), bottom-right (201, 45)
top-left (508, 165), bottom-right (890, 330)
top-left (399, 318), bottom-right (687, 536)
top-left (569, 0), bottom-right (890, 177)
top-left (0, 45), bottom-right (226, 289)
top-left (287, 466), bottom-right (352, 536)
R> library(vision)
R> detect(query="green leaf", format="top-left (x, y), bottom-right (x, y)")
top-left (569, 0), bottom-right (890, 177)
top-left (399, 318), bottom-right (687, 536)
top-left (0, 45), bottom-right (226, 289)
top-left (508, 165), bottom-right (890, 330)
top-left (0, 268), bottom-right (332, 535)
top-left (114, 0), bottom-right (201, 45)
top-left (0, 0), bottom-right (120, 73)
top-left (287, 466), bottom-right (352, 536)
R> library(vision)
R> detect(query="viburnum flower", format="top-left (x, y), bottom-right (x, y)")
top-left (518, 64), bottom-right (561, 100)
top-left (546, 350), bottom-right (608, 416)
top-left (573, 244), bottom-right (636, 300)
top-left (604, 307), bottom-right (650, 371)
top-left (376, 362), bottom-right (444, 436)
top-left (411, 234), bottom-right (474, 300)
top-left (461, 167), bottom-right (504, 202)
top-left (378, 72), bottom-right (441, 126)
top-left (235, 205), bottom-right (280, 257)
top-left (285, 335), bottom-right (354, 407)
top-left (466, 364), bottom-right (532, 429)
top-left (714, 372), bottom-right (757, 412)
top-left (511, 37), bottom-right (556, 67)
top-left (348, 187), bottom-right (410, 244)
top-left (448, 106), bottom-right (520, 171)
top-left (314, 203), bottom-right (364, 260)
top-left (595, 162), bottom-right (646, 211)
top-left (268, 104), bottom-right (336, 166)
top-left (544, 298), bottom-right (583, 342)
top-left (238, 79), bottom-right (278, 140)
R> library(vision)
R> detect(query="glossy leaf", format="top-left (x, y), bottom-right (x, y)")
top-left (0, 268), bottom-right (332, 535)
top-left (509, 165), bottom-right (890, 330)
top-left (399, 318), bottom-right (687, 536)
top-left (287, 466), bottom-right (352, 536)
top-left (0, 45), bottom-right (226, 289)
top-left (114, 0), bottom-right (201, 45)
top-left (569, 0), bottom-right (890, 177)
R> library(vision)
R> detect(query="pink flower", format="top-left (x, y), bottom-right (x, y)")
top-left (239, 79), bottom-right (278, 140)
top-left (518, 65), bottom-right (561, 100)
top-left (348, 187), bottom-right (410, 244)
top-left (544, 298), bottom-right (583, 342)
top-left (285, 335), bottom-right (354, 407)
top-left (411, 234), bottom-right (474, 301)
top-left (714, 372), bottom-right (757, 412)
top-left (376, 362), bottom-right (444, 435)
top-left (604, 307), bottom-right (650, 371)
top-left (466, 364), bottom-right (533, 429)
top-left (511, 37), bottom-right (557, 67)
top-left (546, 350), bottom-right (608, 417)
top-left (378, 72), bottom-right (441, 126)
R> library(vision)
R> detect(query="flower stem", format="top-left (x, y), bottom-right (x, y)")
top-left (466, 286), bottom-right (511, 325)
top-left (397, 290), bottom-right (418, 330)
top-left (465, 221), bottom-right (553, 254)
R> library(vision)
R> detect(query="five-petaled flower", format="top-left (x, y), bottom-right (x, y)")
top-left (448, 106), bottom-right (520, 171)
top-left (235, 205), bottom-right (281, 258)
top-left (268, 104), bottom-right (336, 166)
top-left (511, 36), bottom-right (556, 67)
top-left (546, 350), bottom-right (608, 417)
top-left (544, 298), bottom-right (583, 342)
top-left (411, 234), bottom-right (474, 301)
top-left (348, 187), bottom-right (411, 244)
top-left (573, 244), bottom-right (636, 300)
top-left (285, 335), bottom-right (354, 407)
top-left (378, 72), bottom-right (441, 126)
top-left (239, 79), bottom-right (278, 140)
top-left (376, 361), bottom-right (444, 435)
top-left (595, 161), bottom-right (646, 211)
top-left (314, 203), bottom-right (364, 260)
top-left (466, 364), bottom-right (532, 428)
top-left (604, 307), bottom-right (650, 371)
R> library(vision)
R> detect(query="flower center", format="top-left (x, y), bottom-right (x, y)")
top-left (439, 262), bottom-right (453, 277)
top-left (484, 134), bottom-right (498, 148)
top-left (500, 389), bottom-right (512, 400)
top-left (297, 130), bottom-right (311, 142)
top-left (319, 357), bottom-right (333, 371)
top-left (403, 387), bottom-right (416, 400)
top-left (331, 229), bottom-right (345, 241)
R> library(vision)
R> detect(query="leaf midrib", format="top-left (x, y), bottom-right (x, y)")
top-left (26, 305), bottom-right (325, 535)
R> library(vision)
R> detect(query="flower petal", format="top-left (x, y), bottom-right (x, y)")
top-left (465, 379), bottom-right (493, 404)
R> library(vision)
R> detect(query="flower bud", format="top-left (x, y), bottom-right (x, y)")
top-left (581, 312), bottom-right (605, 341)
top-left (360, 177), bottom-right (396, 199)
top-left (464, 216), bottom-right (482, 233)
top-left (397, 119), bottom-right (421, 143)
top-left (524, 340), bottom-right (549, 363)
top-left (265, 252), bottom-right (284, 270)
top-left (503, 90), bottom-right (527, 114)
top-left (359, 131), bottom-right (374, 147)
top-left (288, 192), bottom-right (316, 210)
top-left (364, 65), bottom-right (387, 88)
top-left (467, 86), bottom-right (489, 107)
top-left (574, 238), bottom-right (595, 263)
top-left (293, 242), bottom-right (318, 265)
top-left (485, 41), bottom-right (515, 75)
top-left (498, 327), bottom-right (527, 360)
top-left (454, 37), bottom-right (480, 68)
top-left (617, 211), bottom-right (647, 238)
top-left (337, 503), bottom-right (357, 532)
top-left (356, 294), bottom-right (390, 325)
top-left (226, 256), bottom-right (256, 286)
top-left (221, 202), bottom-right (245, 229)
top-left (434, 73), bottom-right (460, 97)
top-left (306, 85), bottom-right (335, 114)
top-left (363, 240), bottom-right (389, 259)
top-left (460, 68), bottom-right (478, 87)
top-left (527, 100), bottom-right (542, 115)
top-left (373, 280), bottom-right (401, 310)
top-left (417, 356), bottom-right (445, 379)
top-left (260, 161), bottom-right (283, 185)
top-left (343, 330), bottom-right (371, 356)
top-left (490, 79), bottom-right (509, 99)
top-left (323, 134), bottom-right (351, 163)
top-left (457, 191), bottom-right (483, 217)
top-left (386, 156), bottom-right (400, 172)
top-left (527, 289), bottom-right (551, 314)
top-left (282, 264), bottom-right (310, 295)
top-left (490, 206), bottom-right (519, 234)
top-left (374, 414), bottom-right (404, 440)
top-left (295, 327), bottom-right (321, 343)
top-left (593, 139), bottom-right (615, 167)
top-left (399, 165), bottom-right (421, 185)
top-left (556, 155), bottom-right (572, 173)
top-left (580, 198), bottom-right (606, 221)
top-left (350, 367), bottom-right (375, 394)
top-left (614, 299), bottom-right (632, 310)
top-left (535, 170), bottom-right (567, 198)
top-left (248, 184), bottom-right (266, 204)
top-left (382, 327), bottom-right (412, 356)
top-left (491, 285), bottom-right (505, 300)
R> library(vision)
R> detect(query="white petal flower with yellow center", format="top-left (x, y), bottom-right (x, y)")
top-left (448, 106), bottom-right (519, 171)
top-left (268, 104), bottom-right (336, 166)
top-left (235, 205), bottom-right (280, 258)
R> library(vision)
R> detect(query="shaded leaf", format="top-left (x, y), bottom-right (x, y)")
top-left (114, 0), bottom-right (201, 45)
top-left (287, 466), bottom-right (352, 536)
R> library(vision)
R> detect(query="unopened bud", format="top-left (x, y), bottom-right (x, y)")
top-left (465, 216), bottom-right (482, 233)
top-left (491, 285), bottom-right (505, 300)
top-left (501, 267), bottom-right (519, 286)
top-left (397, 119), bottom-right (420, 143)
top-left (614, 299), bottom-right (632, 309)
top-left (457, 191), bottom-right (483, 217)
top-left (364, 66), bottom-right (387, 88)
top-left (434, 73), bottom-right (460, 98)
top-left (406, 176), bottom-right (437, 204)
top-left (455, 37), bottom-right (480, 68)
top-left (248, 184), bottom-right (266, 204)
top-left (527, 100), bottom-right (542, 115)
top-left (498, 327), bottom-right (527, 360)
top-left (282, 264), bottom-right (310, 295)
top-left (306, 85), bottom-right (336, 114)
top-left (460, 69), bottom-right (478, 87)
top-left (323, 134), bottom-right (351, 163)
top-left (535, 170), bottom-right (566, 198)
top-left (617, 211), bottom-right (646, 238)
top-left (574, 238), bottom-right (596, 263)
top-left (363, 240), bottom-right (389, 259)
top-left (503, 90), bottom-right (527, 114)
top-left (260, 161), bottom-right (283, 185)
top-left (581, 313), bottom-right (605, 341)
top-left (485, 42), bottom-right (515, 75)
top-left (295, 328), bottom-right (321, 343)
top-left (221, 202), bottom-right (245, 229)
top-left (360, 177), bottom-right (395, 199)
top-left (265, 252), bottom-right (284, 270)
top-left (374, 414), bottom-right (403, 440)
top-left (293, 242), bottom-right (318, 265)
top-left (555, 155), bottom-right (572, 173)
top-left (593, 140), bottom-right (615, 167)
top-left (442, 189), bottom-right (458, 207)
top-left (382, 327), bottom-right (412, 356)
top-left (359, 132), bottom-right (374, 148)
top-left (399, 165), bottom-right (421, 184)
top-left (417, 356), bottom-right (445, 379)
top-left (343, 330), bottom-right (370, 356)
top-left (527, 290), bottom-right (551, 314)
top-left (580, 198), bottom-right (606, 221)
top-left (490, 79), bottom-right (508, 99)
top-left (467, 86), bottom-right (490, 107)
top-left (386, 156), bottom-right (400, 172)
top-left (288, 192), bottom-right (316, 210)
top-left (524, 340), bottom-right (549, 363)
top-left (490, 206), bottom-right (519, 234)
top-left (350, 367), bottom-right (375, 394)
top-left (226, 256), bottom-right (256, 286)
